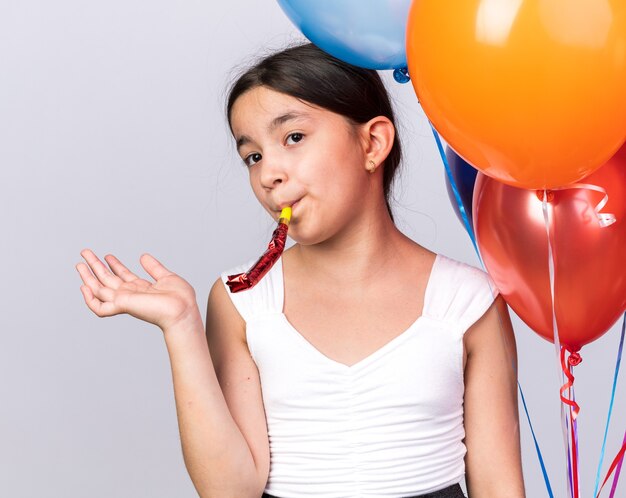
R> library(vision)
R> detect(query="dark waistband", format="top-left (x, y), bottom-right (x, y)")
top-left (262, 482), bottom-right (465, 498)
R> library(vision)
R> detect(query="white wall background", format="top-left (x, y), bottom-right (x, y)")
top-left (0, 1), bottom-right (623, 497)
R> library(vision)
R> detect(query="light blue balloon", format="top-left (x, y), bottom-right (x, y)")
top-left (277, 0), bottom-right (411, 70)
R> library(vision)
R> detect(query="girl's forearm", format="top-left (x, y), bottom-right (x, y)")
top-left (162, 311), bottom-right (262, 498)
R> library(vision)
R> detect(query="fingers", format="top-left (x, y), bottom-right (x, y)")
top-left (139, 253), bottom-right (173, 281)
top-left (76, 249), bottom-right (172, 319)
top-left (76, 260), bottom-right (116, 306)
top-left (79, 283), bottom-right (117, 317)
top-left (76, 261), bottom-right (104, 294)
top-left (76, 249), bottom-right (139, 318)
top-left (104, 253), bottom-right (140, 283)
top-left (79, 249), bottom-right (120, 289)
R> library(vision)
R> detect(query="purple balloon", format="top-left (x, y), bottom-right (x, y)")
top-left (444, 147), bottom-right (478, 228)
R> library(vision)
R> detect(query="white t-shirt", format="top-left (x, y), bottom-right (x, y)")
top-left (221, 253), bottom-right (499, 498)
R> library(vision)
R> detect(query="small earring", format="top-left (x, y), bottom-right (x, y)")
top-left (367, 160), bottom-right (377, 173)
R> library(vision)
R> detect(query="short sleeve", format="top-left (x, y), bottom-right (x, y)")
top-left (423, 254), bottom-right (500, 333)
top-left (219, 256), bottom-right (285, 323)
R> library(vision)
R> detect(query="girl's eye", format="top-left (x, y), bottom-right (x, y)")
top-left (244, 152), bottom-right (262, 167)
top-left (286, 132), bottom-right (304, 145)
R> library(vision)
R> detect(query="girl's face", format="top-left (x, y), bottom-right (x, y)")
top-left (229, 86), bottom-right (377, 246)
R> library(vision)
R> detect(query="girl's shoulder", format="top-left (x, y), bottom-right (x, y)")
top-left (425, 253), bottom-right (500, 332)
top-left (218, 256), bottom-right (285, 323)
top-left (432, 253), bottom-right (496, 287)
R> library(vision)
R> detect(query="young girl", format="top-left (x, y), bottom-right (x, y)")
top-left (76, 43), bottom-right (525, 498)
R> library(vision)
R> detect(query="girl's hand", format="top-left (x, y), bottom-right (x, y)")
top-left (76, 249), bottom-right (199, 331)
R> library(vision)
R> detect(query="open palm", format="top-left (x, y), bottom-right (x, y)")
top-left (76, 249), bottom-right (199, 331)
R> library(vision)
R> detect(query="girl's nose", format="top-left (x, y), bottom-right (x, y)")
top-left (259, 156), bottom-right (287, 189)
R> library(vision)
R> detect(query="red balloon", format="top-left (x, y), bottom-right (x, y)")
top-left (473, 145), bottom-right (626, 352)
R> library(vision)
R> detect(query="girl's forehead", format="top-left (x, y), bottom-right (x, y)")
top-left (232, 87), bottom-right (313, 121)
top-left (230, 86), bottom-right (329, 136)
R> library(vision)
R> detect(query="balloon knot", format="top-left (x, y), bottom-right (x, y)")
top-left (393, 67), bottom-right (411, 84)
top-left (536, 190), bottom-right (554, 202)
top-left (568, 352), bottom-right (582, 366)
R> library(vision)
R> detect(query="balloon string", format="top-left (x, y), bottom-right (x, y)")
top-left (609, 431), bottom-right (626, 498)
top-left (561, 348), bottom-right (581, 498)
top-left (571, 420), bottom-right (579, 498)
top-left (551, 183), bottom-right (616, 227)
top-left (594, 313), bottom-right (626, 497)
top-left (596, 436), bottom-right (626, 498)
top-left (569, 365), bottom-right (580, 498)
top-left (573, 385), bottom-right (580, 466)
top-left (518, 380), bottom-right (555, 498)
top-left (542, 192), bottom-right (575, 498)
top-left (560, 348), bottom-right (582, 420)
top-left (432, 128), bottom-right (554, 497)
top-left (565, 407), bottom-right (575, 498)
top-left (562, 356), bottom-right (579, 498)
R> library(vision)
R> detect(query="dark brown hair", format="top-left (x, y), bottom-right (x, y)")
top-left (226, 42), bottom-right (402, 221)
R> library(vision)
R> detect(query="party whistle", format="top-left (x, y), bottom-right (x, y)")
top-left (226, 207), bottom-right (291, 293)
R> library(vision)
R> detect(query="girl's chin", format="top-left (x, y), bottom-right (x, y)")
top-left (286, 226), bottom-right (334, 247)
top-left (286, 227), bottom-right (311, 246)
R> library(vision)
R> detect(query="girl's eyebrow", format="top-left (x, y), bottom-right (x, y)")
top-left (236, 136), bottom-right (251, 152)
top-left (268, 111), bottom-right (310, 131)
top-left (236, 111), bottom-right (311, 152)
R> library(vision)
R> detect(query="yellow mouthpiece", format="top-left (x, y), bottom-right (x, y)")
top-left (279, 206), bottom-right (292, 223)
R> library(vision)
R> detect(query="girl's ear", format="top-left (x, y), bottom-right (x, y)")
top-left (359, 116), bottom-right (395, 170)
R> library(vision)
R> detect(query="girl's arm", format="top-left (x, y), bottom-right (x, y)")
top-left (164, 278), bottom-right (269, 498)
top-left (462, 295), bottom-right (526, 498)
top-left (77, 250), bottom-right (268, 497)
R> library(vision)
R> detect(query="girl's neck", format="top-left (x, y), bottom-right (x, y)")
top-left (288, 207), bottom-right (421, 287)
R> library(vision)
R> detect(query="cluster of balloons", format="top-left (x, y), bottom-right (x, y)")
top-left (449, 145), bottom-right (625, 353)
top-left (277, 0), bottom-right (626, 352)
top-left (443, 142), bottom-right (625, 352)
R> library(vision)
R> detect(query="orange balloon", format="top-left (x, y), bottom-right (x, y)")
top-left (473, 145), bottom-right (626, 352)
top-left (406, 0), bottom-right (626, 189)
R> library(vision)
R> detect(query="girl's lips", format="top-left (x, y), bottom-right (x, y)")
top-left (278, 197), bottom-right (303, 211)
top-left (275, 197), bottom-right (304, 218)
top-left (278, 197), bottom-right (302, 211)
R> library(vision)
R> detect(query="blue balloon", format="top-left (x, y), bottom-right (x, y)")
top-left (444, 147), bottom-right (478, 228)
top-left (277, 0), bottom-right (412, 70)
